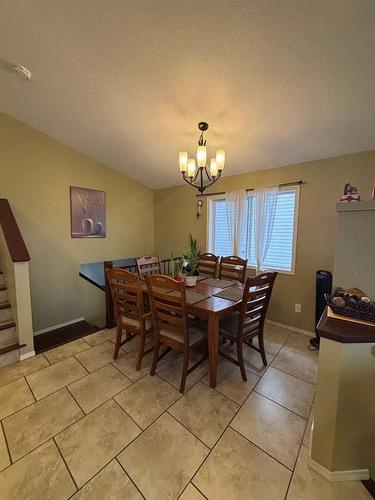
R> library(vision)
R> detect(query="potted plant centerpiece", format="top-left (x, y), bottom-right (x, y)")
top-left (184, 235), bottom-right (200, 287)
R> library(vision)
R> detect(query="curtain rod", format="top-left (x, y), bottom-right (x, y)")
top-left (196, 180), bottom-right (305, 197)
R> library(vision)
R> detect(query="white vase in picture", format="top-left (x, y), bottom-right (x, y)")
top-left (185, 275), bottom-right (197, 287)
top-left (82, 218), bottom-right (94, 235)
top-left (94, 221), bottom-right (103, 235)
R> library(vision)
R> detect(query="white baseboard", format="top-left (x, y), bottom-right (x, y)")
top-left (20, 350), bottom-right (35, 361)
top-left (309, 457), bottom-right (369, 482)
top-left (33, 317), bottom-right (84, 336)
top-left (266, 319), bottom-right (315, 337)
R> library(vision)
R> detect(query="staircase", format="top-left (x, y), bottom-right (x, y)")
top-left (0, 271), bottom-right (25, 368)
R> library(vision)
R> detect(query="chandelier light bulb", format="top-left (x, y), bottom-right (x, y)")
top-left (197, 146), bottom-right (207, 168)
top-left (210, 158), bottom-right (218, 177)
top-left (216, 150), bottom-right (225, 170)
top-left (179, 151), bottom-right (188, 173)
top-left (187, 158), bottom-right (196, 178)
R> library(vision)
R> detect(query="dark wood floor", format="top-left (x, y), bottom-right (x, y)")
top-left (34, 320), bottom-right (100, 354)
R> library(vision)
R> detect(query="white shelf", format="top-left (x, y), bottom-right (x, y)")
top-left (336, 200), bottom-right (375, 212)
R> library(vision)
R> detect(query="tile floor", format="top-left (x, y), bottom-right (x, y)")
top-left (0, 324), bottom-right (372, 499)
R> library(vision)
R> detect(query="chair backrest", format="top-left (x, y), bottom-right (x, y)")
top-left (136, 255), bottom-right (161, 279)
top-left (106, 267), bottom-right (145, 322)
top-left (237, 272), bottom-right (278, 339)
top-left (219, 255), bottom-right (248, 283)
top-left (146, 274), bottom-right (188, 347)
top-left (197, 253), bottom-right (219, 278)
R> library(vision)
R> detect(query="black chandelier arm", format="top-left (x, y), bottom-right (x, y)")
top-left (204, 166), bottom-right (212, 181)
top-left (182, 173), bottom-right (200, 188)
top-left (193, 167), bottom-right (201, 183)
top-left (182, 169), bottom-right (222, 192)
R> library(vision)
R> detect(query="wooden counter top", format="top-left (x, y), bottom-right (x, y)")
top-left (317, 307), bottom-right (375, 343)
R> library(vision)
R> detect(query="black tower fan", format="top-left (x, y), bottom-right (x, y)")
top-left (310, 270), bottom-right (332, 349)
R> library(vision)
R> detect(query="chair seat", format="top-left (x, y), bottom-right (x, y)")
top-left (121, 315), bottom-right (152, 330)
top-left (220, 312), bottom-right (259, 338)
top-left (160, 320), bottom-right (206, 346)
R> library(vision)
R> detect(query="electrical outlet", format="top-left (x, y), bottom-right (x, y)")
top-left (295, 303), bottom-right (302, 313)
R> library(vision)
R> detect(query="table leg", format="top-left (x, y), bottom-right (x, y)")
top-left (208, 313), bottom-right (219, 388)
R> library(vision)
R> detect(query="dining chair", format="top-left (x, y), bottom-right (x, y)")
top-left (218, 272), bottom-right (277, 380)
top-left (136, 255), bottom-right (161, 279)
top-left (197, 252), bottom-right (220, 279)
top-left (146, 274), bottom-right (207, 392)
top-left (219, 255), bottom-right (248, 283)
top-left (106, 267), bottom-right (153, 369)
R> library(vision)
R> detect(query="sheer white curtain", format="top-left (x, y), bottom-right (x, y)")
top-left (254, 186), bottom-right (278, 273)
top-left (225, 190), bottom-right (246, 255)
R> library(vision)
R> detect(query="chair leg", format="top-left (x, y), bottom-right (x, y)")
top-left (136, 329), bottom-right (146, 371)
top-left (113, 323), bottom-right (123, 360)
top-left (150, 341), bottom-right (160, 376)
top-left (180, 349), bottom-right (190, 393)
top-left (236, 341), bottom-right (247, 381)
top-left (258, 333), bottom-right (268, 366)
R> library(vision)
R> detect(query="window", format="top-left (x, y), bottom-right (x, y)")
top-left (207, 186), bottom-right (299, 274)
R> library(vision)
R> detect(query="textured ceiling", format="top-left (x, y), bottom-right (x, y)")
top-left (1, 0), bottom-right (375, 189)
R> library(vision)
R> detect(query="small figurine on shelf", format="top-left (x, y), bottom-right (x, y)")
top-left (340, 183), bottom-right (360, 202)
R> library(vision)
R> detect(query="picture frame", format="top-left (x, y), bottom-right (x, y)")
top-left (70, 186), bottom-right (106, 238)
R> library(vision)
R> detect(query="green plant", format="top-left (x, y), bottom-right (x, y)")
top-left (176, 257), bottom-right (185, 277)
top-left (184, 234), bottom-right (200, 276)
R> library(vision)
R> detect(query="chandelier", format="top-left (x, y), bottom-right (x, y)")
top-left (178, 122), bottom-right (225, 193)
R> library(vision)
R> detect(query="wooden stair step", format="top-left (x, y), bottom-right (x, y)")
top-left (0, 286), bottom-right (7, 291)
top-left (0, 301), bottom-right (11, 310)
top-left (0, 320), bottom-right (15, 331)
top-left (0, 343), bottom-right (26, 355)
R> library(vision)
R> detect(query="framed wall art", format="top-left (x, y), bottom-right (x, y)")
top-left (70, 186), bottom-right (106, 238)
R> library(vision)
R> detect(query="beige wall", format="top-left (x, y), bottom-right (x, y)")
top-left (0, 113), bottom-right (154, 331)
top-left (312, 338), bottom-right (375, 478)
top-left (154, 151), bottom-right (375, 331)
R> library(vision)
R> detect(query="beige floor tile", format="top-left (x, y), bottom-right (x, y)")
top-left (0, 378), bottom-right (35, 419)
top-left (26, 356), bottom-right (88, 400)
top-left (220, 342), bottom-right (273, 376)
top-left (44, 338), bottom-right (91, 364)
top-left (255, 367), bottom-right (315, 418)
top-left (193, 427), bottom-right (291, 500)
top-left (231, 392), bottom-right (306, 469)
top-left (169, 382), bottom-right (239, 447)
top-left (118, 412), bottom-right (209, 500)
top-left (71, 459), bottom-right (142, 499)
top-left (253, 327), bottom-right (290, 356)
top-left (180, 483), bottom-right (206, 499)
top-left (115, 374), bottom-right (180, 429)
top-left (0, 440), bottom-right (76, 500)
top-left (243, 344), bottom-right (274, 375)
top-left (158, 350), bottom-right (209, 391)
top-left (0, 354), bottom-right (49, 388)
top-left (287, 445), bottom-right (372, 500)
top-left (55, 399), bottom-right (141, 487)
top-left (283, 332), bottom-right (318, 359)
top-left (119, 331), bottom-right (154, 353)
top-left (0, 426), bottom-right (10, 472)
top-left (84, 328), bottom-right (117, 347)
top-left (113, 346), bottom-right (176, 382)
top-left (75, 341), bottom-right (119, 372)
top-left (201, 358), bottom-right (259, 404)
top-left (3, 388), bottom-right (83, 461)
top-left (272, 347), bottom-right (318, 384)
top-left (68, 364), bottom-right (132, 413)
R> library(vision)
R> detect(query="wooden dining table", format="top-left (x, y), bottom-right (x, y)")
top-left (184, 279), bottom-right (244, 388)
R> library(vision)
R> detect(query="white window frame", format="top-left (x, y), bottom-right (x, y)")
top-left (206, 185), bottom-right (300, 275)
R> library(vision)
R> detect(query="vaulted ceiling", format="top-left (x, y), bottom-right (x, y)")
top-left (1, 0), bottom-right (374, 188)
